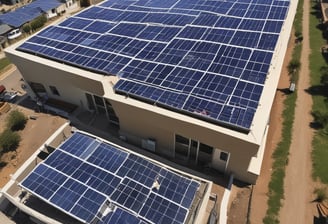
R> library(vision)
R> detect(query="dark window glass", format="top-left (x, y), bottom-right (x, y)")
top-left (49, 86), bottom-right (60, 96)
top-left (220, 152), bottom-right (228, 161)
top-left (29, 82), bottom-right (46, 93)
top-left (85, 93), bottom-right (95, 110)
top-left (199, 143), bottom-right (213, 155)
top-left (175, 134), bottom-right (189, 145)
top-left (94, 95), bottom-right (104, 106)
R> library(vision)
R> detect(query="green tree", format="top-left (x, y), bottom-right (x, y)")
top-left (320, 66), bottom-right (328, 86)
top-left (0, 129), bottom-right (21, 152)
top-left (6, 110), bottom-right (27, 131)
top-left (312, 110), bottom-right (328, 128)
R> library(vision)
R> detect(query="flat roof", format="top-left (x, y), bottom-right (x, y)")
top-left (15, 0), bottom-right (291, 133)
top-left (20, 131), bottom-right (206, 224)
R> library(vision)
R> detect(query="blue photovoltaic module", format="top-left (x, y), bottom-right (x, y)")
top-left (17, 0), bottom-right (290, 131)
top-left (20, 132), bottom-right (200, 223)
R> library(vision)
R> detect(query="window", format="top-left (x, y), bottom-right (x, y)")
top-left (175, 134), bottom-right (189, 158)
top-left (85, 93), bottom-right (95, 110)
top-left (94, 95), bottom-right (104, 106)
top-left (29, 82), bottom-right (46, 93)
top-left (220, 152), bottom-right (228, 162)
top-left (175, 135), bottom-right (189, 145)
top-left (49, 86), bottom-right (60, 96)
top-left (199, 143), bottom-right (213, 155)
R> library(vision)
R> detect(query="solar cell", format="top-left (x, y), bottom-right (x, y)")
top-left (110, 178), bottom-right (150, 213)
top-left (140, 193), bottom-right (188, 224)
top-left (87, 142), bottom-right (128, 172)
top-left (59, 17), bottom-right (92, 30)
top-left (227, 2), bottom-right (249, 17)
top-left (21, 132), bottom-right (200, 224)
top-left (100, 208), bottom-right (146, 224)
top-left (17, 0), bottom-right (291, 132)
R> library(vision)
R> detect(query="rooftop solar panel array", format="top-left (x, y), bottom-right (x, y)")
top-left (0, 0), bottom-right (62, 28)
top-left (17, 0), bottom-right (290, 132)
top-left (20, 132), bottom-right (200, 224)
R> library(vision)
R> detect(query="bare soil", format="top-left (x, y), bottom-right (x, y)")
top-left (0, 103), bottom-right (66, 188)
top-left (280, 1), bottom-right (319, 223)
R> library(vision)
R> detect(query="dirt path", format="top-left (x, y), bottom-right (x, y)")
top-left (279, 1), bottom-right (316, 223)
top-left (248, 16), bottom-right (294, 224)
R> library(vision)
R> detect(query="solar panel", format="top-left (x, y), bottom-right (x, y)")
top-left (17, 0), bottom-right (291, 132)
top-left (20, 132), bottom-right (200, 224)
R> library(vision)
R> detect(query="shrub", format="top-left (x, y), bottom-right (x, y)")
top-left (312, 110), bottom-right (328, 129)
top-left (0, 129), bottom-right (21, 152)
top-left (6, 110), bottom-right (27, 131)
top-left (30, 15), bottom-right (47, 31)
top-left (287, 59), bottom-right (301, 75)
top-left (314, 188), bottom-right (328, 203)
top-left (22, 24), bottom-right (31, 34)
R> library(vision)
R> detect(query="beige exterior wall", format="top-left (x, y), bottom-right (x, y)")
top-left (6, 52), bottom-right (104, 110)
top-left (110, 97), bottom-right (259, 183)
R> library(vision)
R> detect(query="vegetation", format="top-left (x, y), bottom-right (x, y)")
top-left (6, 110), bottom-right (27, 131)
top-left (263, 0), bottom-right (303, 223)
top-left (295, 30), bottom-right (304, 43)
top-left (0, 129), bottom-right (21, 153)
top-left (309, 1), bottom-right (328, 184)
top-left (314, 188), bottom-right (328, 203)
top-left (0, 111), bottom-right (27, 167)
top-left (0, 57), bottom-right (11, 71)
top-left (30, 15), bottom-right (47, 31)
top-left (287, 59), bottom-right (301, 81)
top-left (263, 92), bottom-right (297, 224)
top-left (22, 23), bottom-right (32, 34)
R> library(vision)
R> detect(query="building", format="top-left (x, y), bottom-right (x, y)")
top-left (0, 0), bottom-right (22, 5)
top-left (5, 0), bottom-right (298, 184)
top-left (0, 123), bottom-right (211, 224)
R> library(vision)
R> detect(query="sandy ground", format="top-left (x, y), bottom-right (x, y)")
top-left (0, 104), bottom-right (67, 188)
top-left (279, 1), bottom-right (317, 223)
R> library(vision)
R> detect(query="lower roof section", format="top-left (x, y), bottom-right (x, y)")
top-left (19, 131), bottom-right (207, 224)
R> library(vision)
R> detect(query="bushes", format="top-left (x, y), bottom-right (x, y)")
top-left (0, 110), bottom-right (27, 161)
top-left (314, 188), bottom-right (328, 203)
top-left (30, 15), bottom-right (47, 31)
top-left (22, 24), bottom-right (31, 34)
top-left (0, 129), bottom-right (21, 152)
top-left (6, 110), bottom-right (27, 131)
